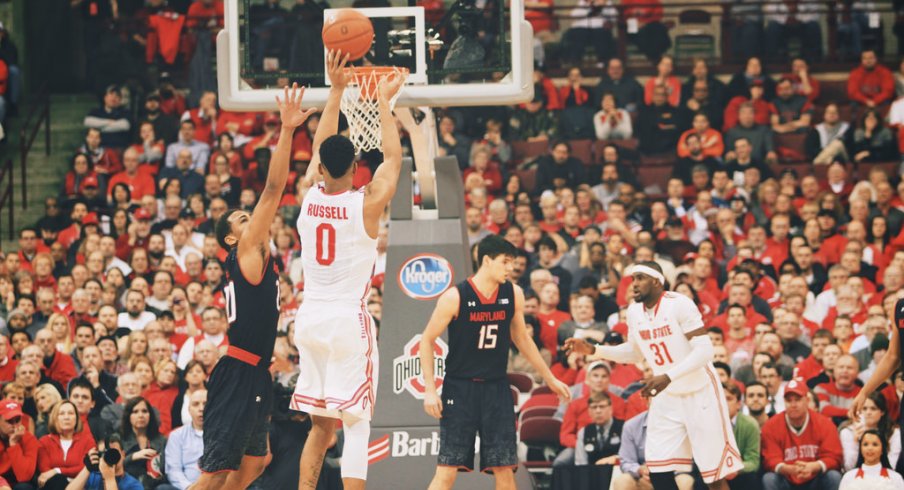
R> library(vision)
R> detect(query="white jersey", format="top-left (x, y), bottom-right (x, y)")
top-left (626, 291), bottom-right (707, 394)
top-left (297, 184), bottom-right (377, 304)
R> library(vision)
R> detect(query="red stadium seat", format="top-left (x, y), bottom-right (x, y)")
top-left (519, 416), bottom-right (562, 470)
top-left (512, 140), bottom-right (550, 165)
top-left (530, 385), bottom-right (554, 397)
top-left (511, 385), bottom-right (520, 406)
top-left (508, 372), bottom-right (534, 393)
top-left (520, 405), bottom-right (557, 423)
top-left (521, 393), bottom-right (559, 411)
top-left (516, 167), bottom-right (537, 194)
top-left (570, 139), bottom-right (593, 165)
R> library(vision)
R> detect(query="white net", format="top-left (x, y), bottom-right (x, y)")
top-left (340, 67), bottom-right (409, 153)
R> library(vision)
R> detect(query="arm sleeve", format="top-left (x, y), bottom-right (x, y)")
top-left (102, 118), bottom-right (131, 132)
top-left (83, 116), bottom-right (110, 129)
top-left (760, 423), bottom-right (784, 472)
top-left (164, 144), bottom-right (177, 168)
top-left (840, 428), bottom-right (858, 471)
top-left (559, 403), bottom-right (579, 448)
top-left (817, 418), bottom-right (844, 471)
top-left (10, 436), bottom-right (39, 482)
top-left (592, 331), bottom-right (643, 363)
top-left (676, 295), bottom-right (705, 333)
top-left (594, 112), bottom-right (608, 140)
top-left (618, 423), bottom-right (641, 477)
top-left (738, 419), bottom-right (760, 474)
top-left (165, 433), bottom-right (191, 489)
top-left (574, 428), bottom-right (588, 465)
top-left (618, 110), bottom-right (633, 139)
top-left (848, 71), bottom-right (868, 104)
top-left (665, 335), bottom-right (713, 381)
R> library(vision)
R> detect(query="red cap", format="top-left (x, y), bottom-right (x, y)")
top-left (783, 377), bottom-right (808, 399)
top-left (750, 79), bottom-right (764, 87)
top-left (82, 213), bottom-right (99, 226)
top-left (0, 399), bottom-right (23, 420)
top-left (134, 208), bottom-right (152, 221)
top-left (683, 252), bottom-right (698, 263)
top-left (81, 175), bottom-right (99, 189)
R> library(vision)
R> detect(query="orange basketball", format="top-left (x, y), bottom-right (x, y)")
top-left (322, 9), bottom-right (374, 61)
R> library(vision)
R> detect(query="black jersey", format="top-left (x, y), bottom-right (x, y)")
top-left (223, 248), bottom-right (280, 363)
top-left (445, 279), bottom-right (515, 381)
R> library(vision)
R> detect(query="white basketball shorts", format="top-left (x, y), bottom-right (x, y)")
top-left (645, 366), bottom-right (743, 483)
top-left (291, 302), bottom-right (379, 421)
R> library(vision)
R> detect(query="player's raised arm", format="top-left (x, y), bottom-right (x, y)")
top-left (364, 72), bottom-right (405, 211)
top-left (302, 50), bottom-right (351, 194)
top-left (851, 320), bottom-right (900, 418)
top-left (238, 83), bottom-right (316, 281)
top-left (419, 287), bottom-right (459, 419)
top-left (510, 285), bottom-right (571, 403)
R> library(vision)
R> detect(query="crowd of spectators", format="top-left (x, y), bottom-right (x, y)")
top-left (6, 0), bottom-right (904, 489)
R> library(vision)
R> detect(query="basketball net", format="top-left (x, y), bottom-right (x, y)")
top-left (340, 66), bottom-right (410, 153)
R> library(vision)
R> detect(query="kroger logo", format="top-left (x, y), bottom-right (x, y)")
top-left (397, 254), bottom-right (453, 300)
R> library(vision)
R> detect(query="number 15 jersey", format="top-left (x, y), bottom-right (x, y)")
top-left (445, 279), bottom-right (515, 381)
top-left (298, 184), bottom-right (377, 304)
top-left (626, 292), bottom-right (706, 394)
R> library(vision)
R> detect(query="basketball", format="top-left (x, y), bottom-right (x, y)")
top-left (322, 9), bottom-right (374, 61)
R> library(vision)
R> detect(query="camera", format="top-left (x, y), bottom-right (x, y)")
top-left (84, 437), bottom-right (122, 472)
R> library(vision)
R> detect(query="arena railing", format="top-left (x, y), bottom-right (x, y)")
top-left (18, 83), bottom-right (50, 210)
top-left (0, 158), bottom-right (12, 240)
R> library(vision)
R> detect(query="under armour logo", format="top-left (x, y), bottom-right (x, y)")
top-left (468, 301), bottom-right (476, 307)
top-left (446, 399), bottom-right (454, 405)
top-left (499, 298), bottom-right (509, 305)
top-left (255, 396), bottom-right (261, 402)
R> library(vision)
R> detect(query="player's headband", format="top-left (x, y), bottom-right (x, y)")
top-left (630, 265), bottom-right (665, 285)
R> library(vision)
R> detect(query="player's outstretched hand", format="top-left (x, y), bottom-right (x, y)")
top-left (326, 50), bottom-right (351, 89)
top-left (424, 391), bottom-right (443, 419)
top-left (849, 391), bottom-right (868, 420)
top-left (641, 374), bottom-right (671, 398)
top-left (276, 82), bottom-right (318, 130)
top-left (377, 71), bottom-right (405, 102)
top-left (549, 378), bottom-right (572, 404)
top-left (564, 338), bottom-right (594, 357)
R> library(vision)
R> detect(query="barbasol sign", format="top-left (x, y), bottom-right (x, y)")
top-left (397, 254), bottom-right (454, 300)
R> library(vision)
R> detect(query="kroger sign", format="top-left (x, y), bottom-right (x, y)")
top-left (397, 254), bottom-right (454, 300)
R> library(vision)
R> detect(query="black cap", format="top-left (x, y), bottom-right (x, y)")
top-left (179, 209), bottom-right (195, 219)
top-left (779, 168), bottom-right (799, 179)
top-left (146, 90), bottom-right (161, 102)
top-left (666, 216), bottom-right (683, 228)
top-left (158, 310), bottom-right (175, 320)
top-left (817, 209), bottom-right (836, 219)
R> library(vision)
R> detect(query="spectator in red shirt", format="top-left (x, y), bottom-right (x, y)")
top-left (558, 67), bottom-right (591, 108)
top-left (141, 358), bottom-right (179, 435)
top-left (462, 146), bottom-right (503, 196)
top-left (129, 121), bottom-right (166, 171)
top-left (0, 398), bottom-right (38, 488)
top-left (535, 281), bottom-right (572, 355)
top-left (814, 354), bottom-right (861, 423)
top-left (848, 50), bottom-right (895, 108)
top-left (524, 0), bottom-right (555, 42)
top-left (36, 400), bottom-right (95, 488)
top-left (644, 55), bottom-right (681, 107)
top-left (107, 148), bottom-right (156, 204)
top-left (677, 113), bottom-right (724, 159)
top-left (33, 330), bottom-right (77, 391)
top-left (180, 91), bottom-right (218, 145)
top-left (760, 378), bottom-right (843, 489)
top-left (186, 0), bottom-right (224, 30)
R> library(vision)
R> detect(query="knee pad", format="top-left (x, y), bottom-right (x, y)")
top-left (340, 414), bottom-right (371, 480)
top-left (649, 471), bottom-right (679, 490)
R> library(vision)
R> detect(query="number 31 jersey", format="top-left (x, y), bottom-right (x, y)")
top-left (298, 184), bottom-right (377, 304)
top-left (445, 279), bottom-right (515, 381)
top-left (626, 292), bottom-right (706, 394)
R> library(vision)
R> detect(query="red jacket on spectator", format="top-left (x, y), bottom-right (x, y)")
top-left (813, 381), bottom-right (860, 419)
top-left (558, 85), bottom-right (590, 108)
top-left (0, 60), bottom-right (8, 97)
top-left (644, 76), bottom-right (681, 107)
top-left (786, 73), bottom-right (820, 102)
top-left (677, 128), bottom-right (724, 159)
top-left (183, 108), bottom-right (217, 145)
top-left (722, 96), bottom-right (772, 131)
top-left (559, 394), bottom-right (627, 448)
top-left (186, 0), bottom-right (224, 29)
top-left (793, 355), bottom-right (823, 382)
top-left (536, 310), bottom-right (572, 354)
top-left (107, 170), bottom-right (156, 202)
top-left (847, 64), bottom-right (895, 106)
top-left (44, 351), bottom-right (77, 390)
top-left (524, 0), bottom-right (554, 34)
top-left (143, 382), bottom-right (179, 435)
top-left (0, 425), bottom-right (38, 484)
top-left (536, 76), bottom-right (562, 111)
top-left (463, 166), bottom-right (503, 196)
top-left (621, 0), bottom-right (663, 24)
top-left (760, 409), bottom-right (842, 485)
top-left (146, 11), bottom-right (187, 64)
top-left (0, 356), bottom-right (17, 383)
top-left (37, 431), bottom-right (95, 479)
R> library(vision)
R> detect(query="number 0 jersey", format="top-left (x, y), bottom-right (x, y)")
top-left (297, 184), bottom-right (377, 304)
top-left (224, 248), bottom-right (280, 362)
top-left (445, 279), bottom-right (515, 381)
top-left (626, 291), bottom-right (707, 394)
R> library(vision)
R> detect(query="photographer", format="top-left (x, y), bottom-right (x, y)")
top-left (65, 434), bottom-right (141, 490)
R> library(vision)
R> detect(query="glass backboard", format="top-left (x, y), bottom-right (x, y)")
top-left (217, 0), bottom-right (533, 110)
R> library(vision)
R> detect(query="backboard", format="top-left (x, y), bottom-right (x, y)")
top-left (217, 0), bottom-right (533, 110)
